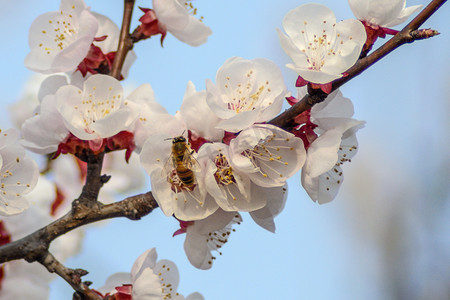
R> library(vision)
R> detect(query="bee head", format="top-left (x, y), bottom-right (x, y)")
top-left (172, 136), bottom-right (186, 144)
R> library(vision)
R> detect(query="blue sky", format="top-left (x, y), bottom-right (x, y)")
top-left (0, 0), bottom-right (448, 299)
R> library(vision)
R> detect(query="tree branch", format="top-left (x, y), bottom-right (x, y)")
top-left (38, 252), bottom-right (101, 300)
top-left (0, 192), bottom-right (158, 264)
top-left (110, 0), bottom-right (136, 79)
top-left (269, 0), bottom-right (446, 130)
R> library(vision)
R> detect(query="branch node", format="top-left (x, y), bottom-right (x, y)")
top-left (100, 174), bottom-right (111, 184)
top-left (410, 28), bottom-right (440, 40)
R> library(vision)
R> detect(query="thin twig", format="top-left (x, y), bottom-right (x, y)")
top-left (39, 252), bottom-right (101, 299)
top-left (110, 0), bottom-right (136, 79)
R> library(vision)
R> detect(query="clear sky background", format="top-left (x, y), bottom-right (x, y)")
top-left (0, 0), bottom-right (448, 299)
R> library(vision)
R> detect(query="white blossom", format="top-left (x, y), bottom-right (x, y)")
top-left (56, 74), bottom-right (137, 147)
top-left (182, 209), bottom-right (242, 270)
top-left (0, 129), bottom-right (39, 216)
top-left (230, 124), bottom-right (306, 187)
top-left (98, 248), bottom-right (203, 299)
top-left (198, 142), bottom-right (267, 212)
top-left (206, 57), bottom-right (287, 132)
top-left (21, 75), bottom-right (71, 154)
top-left (277, 3), bottom-right (366, 84)
top-left (302, 134), bottom-right (359, 204)
top-left (24, 0), bottom-right (98, 74)
top-left (153, 0), bottom-right (212, 46)
top-left (348, 0), bottom-right (422, 28)
top-left (140, 133), bottom-right (218, 221)
top-left (300, 88), bottom-right (365, 204)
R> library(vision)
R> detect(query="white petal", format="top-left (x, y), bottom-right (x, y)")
top-left (130, 248), bottom-right (157, 282)
top-left (21, 95), bottom-right (69, 154)
top-left (383, 4), bottom-right (423, 27)
top-left (249, 184), bottom-right (288, 233)
top-left (180, 81), bottom-right (223, 141)
top-left (311, 89), bottom-right (354, 120)
top-left (132, 267), bottom-right (164, 299)
top-left (304, 129), bottom-right (342, 178)
top-left (282, 3), bottom-right (336, 46)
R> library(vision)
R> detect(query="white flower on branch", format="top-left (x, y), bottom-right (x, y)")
top-left (348, 0), bottom-right (422, 28)
top-left (21, 75), bottom-right (71, 154)
top-left (174, 209), bottom-right (242, 270)
top-left (206, 57), bottom-right (287, 132)
top-left (299, 88), bottom-right (365, 204)
top-left (24, 0), bottom-right (98, 74)
top-left (140, 133), bottom-right (218, 221)
top-left (153, 0), bottom-right (212, 46)
top-left (302, 134), bottom-right (361, 204)
top-left (0, 129), bottom-right (39, 216)
top-left (198, 142), bottom-right (267, 212)
top-left (277, 3), bottom-right (366, 84)
top-left (98, 248), bottom-right (204, 299)
top-left (229, 124), bottom-right (306, 188)
top-left (56, 74), bottom-right (137, 149)
top-left (348, 0), bottom-right (422, 53)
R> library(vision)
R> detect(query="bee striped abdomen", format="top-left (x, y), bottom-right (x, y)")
top-left (175, 165), bottom-right (195, 186)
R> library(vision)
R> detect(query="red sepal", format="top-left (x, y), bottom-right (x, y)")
top-left (0, 221), bottom-right (11, 289)
top-left (290, 110), bottom-right (318, 150)
top-left (77, 43), bottom-right (107, 76)
top-left (54, 131), bottom-right (136, 163)
top-left (173, 220), bottom-right (194, 237)
top-left (361, 20), bottom-right (400, 55)
top-left (295, 76), bottom-right (308, 87)
top-left (106, 131), bottom-right (136, 163)
top-left (136, 7), bottom-right (167, 46)
top-left (115, 284), bottom-right (133, 300)
top-left (286, 96), bottom-right (298, 106)
top-left (310, 82), bottom-right (333, 94)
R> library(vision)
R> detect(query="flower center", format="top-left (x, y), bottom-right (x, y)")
top-left (243, 134), bottom-right (292, 179)
top-left (224, 71), bottom-right (272, 113)
top-left (214, 154), bottom-right (235, 186)
top-left (38, 11), bottom-right (79, 55)
top-left (74, 86), bottom-right (122, 133)
top-left (298, 21), bottom-right (337, 70)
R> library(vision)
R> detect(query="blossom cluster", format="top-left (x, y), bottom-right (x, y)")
top-left (0, 0), bottom-right (424, 298)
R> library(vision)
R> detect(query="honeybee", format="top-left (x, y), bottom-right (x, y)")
top-left (166, 136), bottom-right (200, 189)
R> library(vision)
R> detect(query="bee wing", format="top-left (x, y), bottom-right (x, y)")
top-left (162, 152), bottom-right (176, 177)
top-left (183, 149), bottom-right (201, 172)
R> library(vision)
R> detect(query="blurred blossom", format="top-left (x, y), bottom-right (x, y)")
top-left (97, 248), bottom-right (204, 299)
